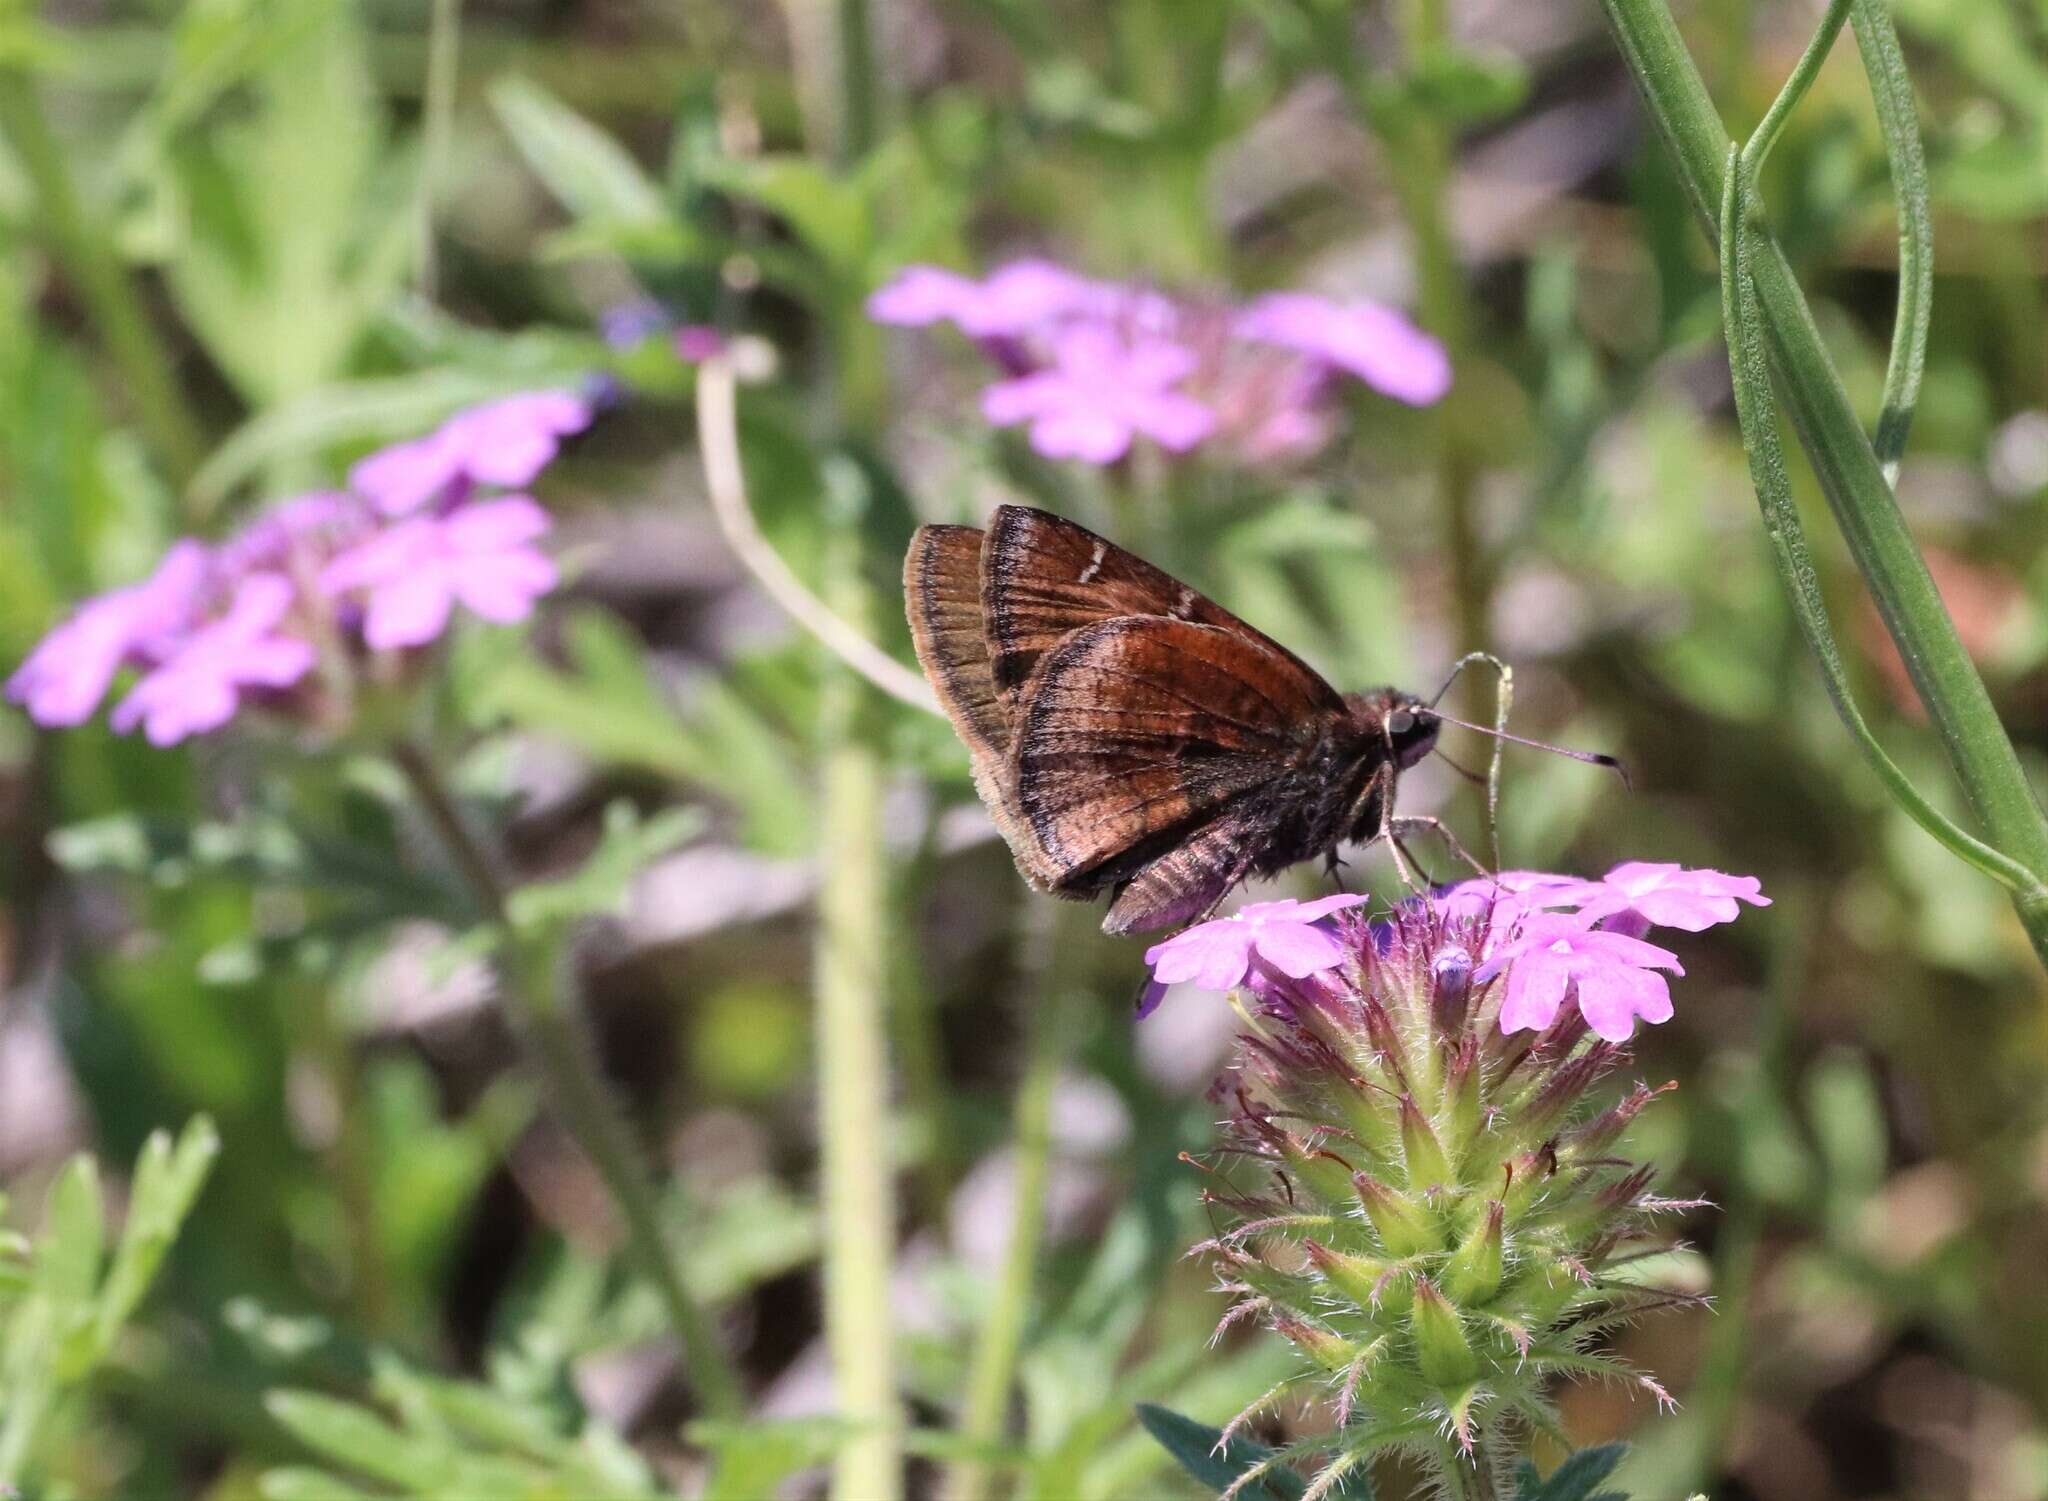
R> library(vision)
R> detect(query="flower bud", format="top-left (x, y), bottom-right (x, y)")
top-left (1409, 1278), bottom-right (1479, 1389)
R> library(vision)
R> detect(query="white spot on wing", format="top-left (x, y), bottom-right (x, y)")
top-left (1172, 585), bottom-right (1196, 620)
top-left (1078, 540), bottom-right (1107, 585)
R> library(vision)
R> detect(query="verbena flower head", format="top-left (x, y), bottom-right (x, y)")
top-left (869, 260), bottom-right (1449, 468)
top-left (320, 497), bottom-right (556, 651)
top-left (980, 324), bottom-right (1215, 464)
top-left (6, 393), bottom-right (577, 746)
top-left (349, 390), bottom-right (591, 516)
top-left (1169, 864), bottom-right (1761, 1495)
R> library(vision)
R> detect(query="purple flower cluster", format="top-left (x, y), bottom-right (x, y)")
top-left (6, 393), bottom-right (589, 746)
top-left (868, 259), bottom-right (1451, 466)
top-left (1143, 861), bottom-right (1767, 1041)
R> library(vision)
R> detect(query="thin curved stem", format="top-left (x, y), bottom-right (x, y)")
top-left (388, 740), bottom-right (747, 1419)
top-left (1739, 0), bottom-right (1854, 179)
top-left (693, 360), bottom-right (939, 716)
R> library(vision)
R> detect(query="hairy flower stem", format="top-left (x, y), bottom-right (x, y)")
top-left (0, 70), bottom-right (206, 497)
top-left (388, 739), bottom-right (746, 1420)
top-left (945, 903), bottom-right (1087, 1501)
top-left (416, 0), bottom-right (462, 298)
top-left (1598, 0), bottom-right (2048, 963)
top-left (816, 510), bottom-right (902, 1500)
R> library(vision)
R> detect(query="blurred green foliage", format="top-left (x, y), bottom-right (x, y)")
top-left (2, 0), bottom-right (2048, 1497)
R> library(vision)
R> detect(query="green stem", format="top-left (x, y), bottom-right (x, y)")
top-left (1717, 151), bottom-right (2041, 899)
top-left (944, 904), bottom-right (1082, 1501)
top-left (1598, 0), bottom-right (2048, 961)
top-left (1368, 1), bottom-right (1490, 702)
top-left (816, 512), bottom-right (901, 1500)
top-left (1739, 0), bottom-right (1853, 179)
top-left (0, 67), bottom-right (207, 497)
top-left (416, 0), bottom-right (462, 298)
top-left (388, 740), bottom-right (747, 1419)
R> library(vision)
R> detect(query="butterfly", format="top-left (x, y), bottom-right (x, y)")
top-left (904, 504), bottom-right (1459, 935)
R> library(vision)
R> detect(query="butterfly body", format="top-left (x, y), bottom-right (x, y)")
top-left (905, 505), bottom-right (1438, 934)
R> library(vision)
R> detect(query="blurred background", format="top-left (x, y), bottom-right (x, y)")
top-left (3, 0), bottom-right (2048, 1496)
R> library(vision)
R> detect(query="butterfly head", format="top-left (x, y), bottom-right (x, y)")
top-left (1354, 688), bottom-right (1441, 770)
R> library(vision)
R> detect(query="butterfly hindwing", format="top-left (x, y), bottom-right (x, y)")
top-left (1012, 615), bottom-right (1344, 905)
top-left (904, 523), bottom-right (1063, 888)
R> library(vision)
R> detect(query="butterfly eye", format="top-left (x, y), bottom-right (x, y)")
top-left (1387, 710), bottom-right (1416, 736)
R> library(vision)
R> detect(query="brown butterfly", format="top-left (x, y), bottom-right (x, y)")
top-left (905, 505), bottom-right (1482, 935)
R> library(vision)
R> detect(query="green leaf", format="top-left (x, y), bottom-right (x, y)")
top-left (506, 801), bottom-right (706, 934)
top-left (1513, 1442), bottom-right (1629, 1501)
top-left (94, 1115), bottom-right (219, 1350)
top-left (690, 1418), bottom-right (858, 1501)
top-left (1133, 1403), bottom-right (1311, 1501)
top-left (265, 1392), bottom-right (457, 1491)
top-left (489, 75), bottom-right (665, 225)
top-left (259, 1468), bottom-right (384, 1501)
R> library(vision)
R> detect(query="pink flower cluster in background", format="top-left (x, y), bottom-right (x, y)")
top-left (868, 258), bottom-right (1451, 466)
top-left (6, 392), bottom-right (589, 746)
top-left (1142, 860), bottom-right (1766, 1041)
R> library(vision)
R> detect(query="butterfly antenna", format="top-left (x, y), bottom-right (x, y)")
top-left (1429, 650), bottom-right (1509, 709)
top-left (1422, 709), bottom-right (1631, 790)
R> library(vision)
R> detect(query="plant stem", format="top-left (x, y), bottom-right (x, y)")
top-left (1597, 0), bottom-right (2048, 960)
top-left (1334, 0), bottom-right (1490, 706)
top-left (944, 903), bottom-right (1083, 1501)
top-left (387, 739), bottom-right (747, 1419)
top-left (416, 0), bottom-right (462, 298)
top-left (815, 492), bottom-right (901, 1500)
top-left (0, 68), bottom-right (207, 497)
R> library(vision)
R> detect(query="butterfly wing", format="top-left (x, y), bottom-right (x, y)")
top-left (980, 505), bottom-right (1323, 712)
top-left (1013, 615), bottom-right (1346, 930)
top-left (904, 523), bottom-right (1063, 888)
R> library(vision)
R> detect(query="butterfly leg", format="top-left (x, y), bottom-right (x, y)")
top-left (1388, 815), bottom-right (1492, 880)
top-left (1354, 761), bottom-right (1431, 893)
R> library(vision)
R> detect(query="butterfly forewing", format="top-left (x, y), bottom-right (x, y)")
top-left (1014, 615), bottom-right (1343, 890)
top-left (980, 505), bottom-right (1319, 711)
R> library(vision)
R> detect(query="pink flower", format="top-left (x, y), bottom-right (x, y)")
top-left (1476, 914), bottom-right (1684, 1043)
top-left (214, 492), bottom-right (370, 578)
top-left (981, 326), bottom-right (1215, 463)
top-left (320, 496), bottom-right (557, 650)
top-left (7, 542), bottom-right (210, 727)
top-left (1237, 292), bottom-right (1452, 406)
top-left (350, 392), bottom-right (592, 516)
top-left (109, 575), bottom-right (315, 746)
top-left (1572, 862), bottom-right (1771, 932)
top-left (1144, 895), bottom-right (1369, 997)
top-left (867, 260), bottom-right (1113, 337)
top-left (674, 325), bottom-right (728, 362)
top-left (1436, 870), bottom-right (1599, 925)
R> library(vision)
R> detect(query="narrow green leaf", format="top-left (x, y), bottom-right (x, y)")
top-left (489, 75), bottom-right (665, 225)
top-left (1512, 1441), bottom-right (1629, 1501)
top-left (264, 1391), bottom-right (455, 1490)
top-left (96, 1115), bottom-right (219, 1351)
top-left (1716, 148), bottom-right (2044, 899)
top-left (1848, 0), bottom-right (1932, 483)
top-left (1133, 1403), bottom-right (1311, 1501)
top-left (258, 1468), bottom-right (383, 1501)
